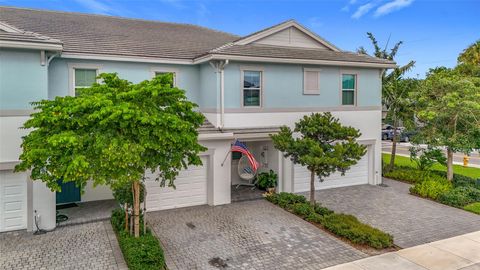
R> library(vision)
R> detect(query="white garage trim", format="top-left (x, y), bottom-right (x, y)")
top-left (292, 140), bottom-right (376, 192)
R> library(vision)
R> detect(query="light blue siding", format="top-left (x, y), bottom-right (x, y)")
top-left (0, 49), bottom-right (48, 109)
top-left (198, 63), bottom-right (218, 109)
top-left (48, 58), bottom-right (201, 104)
top-left (223, 61), bottom-right (381, 109)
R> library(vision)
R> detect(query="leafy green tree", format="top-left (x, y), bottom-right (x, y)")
top-left (358, 33), bottom-right (416, 171)
top-left (271, 113), bottom-right (366, 205)
top-left (412, 67), bottom-right (480, 180)
top-left (457, 40), bottom-right (480, 77)
top-left (409, 146), bottom-right (447, 172)
top-left (15, 73), bottom-right (206, 237)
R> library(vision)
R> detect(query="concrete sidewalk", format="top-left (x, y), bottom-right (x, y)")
top-left (324, 231), bottom-right (480, 270)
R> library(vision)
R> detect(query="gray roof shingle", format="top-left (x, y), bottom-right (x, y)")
top-left (0, 6), bottom-right (238, 59)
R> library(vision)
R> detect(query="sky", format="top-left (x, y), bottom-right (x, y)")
top-left (1, 0), bottom-right (478, 78)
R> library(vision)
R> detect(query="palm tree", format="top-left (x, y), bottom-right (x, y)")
top-left (358, 33), bottom-right (415, 171)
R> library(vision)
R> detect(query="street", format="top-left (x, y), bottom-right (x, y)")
top-left (382, 141), bottom-right (480, 168)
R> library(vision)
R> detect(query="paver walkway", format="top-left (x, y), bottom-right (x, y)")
top-left (0, 221), bottom-right (126, 270)
top-left (310, 178), bottom-right (480, 248)
top-left (149, 200), bottom-right (366, 270)
top-left (324, 231), bottom-right (480, 270)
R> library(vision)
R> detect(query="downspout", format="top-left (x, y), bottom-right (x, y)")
top-left (220, 59), bottom-right (229, 129)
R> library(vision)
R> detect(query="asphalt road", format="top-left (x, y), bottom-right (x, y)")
top-left (382, 141), bottom-right (480, 168)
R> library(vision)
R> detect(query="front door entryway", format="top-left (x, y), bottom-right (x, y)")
top-left (56, 180), bottom-right (81, 204)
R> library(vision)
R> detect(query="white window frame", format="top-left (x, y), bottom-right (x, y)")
top-left (303, 68), bottom-right (321, 95)
top-left (150, 67), bottom-right (179, 87)
top-left (68, 63), bottom-right (102, 96)
top-left (340, 71), bottom-right (358, 106)
top-left (240, 66), bottom-right (264, 108)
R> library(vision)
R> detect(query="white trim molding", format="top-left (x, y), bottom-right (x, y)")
top-left (195, 54), bottom-right (397, 69)
top-left (0, 40), bottom-right (63, 51)
top-left (0, 109), bottom-right (35, 117)
top-left (67, 63), bottom-right (103, 96)
top-left (303, 68), bottom-right (321, 95)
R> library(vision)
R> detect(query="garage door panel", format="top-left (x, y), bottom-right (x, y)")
top-left (146, 156), bottom-right (208, 212)
top-left (1, 171), bottom-right (27, 232)
top-left (293, 152), bottom-right (370, 192)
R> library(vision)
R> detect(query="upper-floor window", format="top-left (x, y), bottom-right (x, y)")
top-left (155, 71), bottom-right (176, 87)
top-left (342, 74), bottom-right (356, 105)
top-left (243, 70), bottom-right (262, 107)
top-left (303, 68), bottom-right (320, 95)
top-left (74, 68), bottom-right (97, 96)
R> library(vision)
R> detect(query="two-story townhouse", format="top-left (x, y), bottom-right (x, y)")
top-left (0, 6), bottom-right (395, 233)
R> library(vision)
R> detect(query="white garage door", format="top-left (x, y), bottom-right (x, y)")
top-left (0, 171), bottom-right (27, 232)
top-left (145, 156), bottom-right (208, 211)
top-left (293, 151), bottom-right (370, 192)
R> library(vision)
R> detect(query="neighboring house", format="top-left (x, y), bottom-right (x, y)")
top-left (0, 6), bottom-right (395, 233)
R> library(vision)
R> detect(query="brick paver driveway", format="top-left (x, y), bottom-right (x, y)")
top-left (149, 200), bottom-right (366, 270)
top-left (0, 221), bottom-right (126, 270)
top-left (312, 178), bottom-right (480, 248)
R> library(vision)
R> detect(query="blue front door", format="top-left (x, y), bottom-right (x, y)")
top-left (56, 180), bottom-right (81, 204)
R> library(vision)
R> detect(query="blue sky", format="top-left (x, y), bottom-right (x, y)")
top-left (2, 0), bottom-right (478, 77)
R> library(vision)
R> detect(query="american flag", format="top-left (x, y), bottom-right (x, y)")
top-left (231, 140), bottom-right (259, 172)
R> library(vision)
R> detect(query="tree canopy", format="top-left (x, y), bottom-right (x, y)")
top-left (15, 73), bottom-right (206, 236)
top-left (271, 113), bottom-right (366, 204)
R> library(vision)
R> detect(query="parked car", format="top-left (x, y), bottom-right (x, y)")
top-left (381, 125), bottom-right (405, 140)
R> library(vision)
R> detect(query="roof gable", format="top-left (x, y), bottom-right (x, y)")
top-left (234, 20), bottom-right (339, 51)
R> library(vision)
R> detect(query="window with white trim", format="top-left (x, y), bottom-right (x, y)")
top-left (303, 68), bottom-right (320, 95)
top-left (154, 71), bottom-right (176, 87)
top-left (243, 70), bottom-right (262, 107)
top-left (342, 74), bottom-right (356, 105)
top-left (74, 68), bottom-right (97, 96)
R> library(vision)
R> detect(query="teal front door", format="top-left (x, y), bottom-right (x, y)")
top-left (56, 180), bottom-right (81, 204)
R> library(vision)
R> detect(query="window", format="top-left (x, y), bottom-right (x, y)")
top-left (155, 71), bottom-right (176, 87)
top-left (243, 70), bottom-right (262, 107)
top-left (74, 69), bottom-right (97, 96)
top-left (303, 68), bottom-right (320, 95)
top-left (342, 74), bottom-right (356, 105)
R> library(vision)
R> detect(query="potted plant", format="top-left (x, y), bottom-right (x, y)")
top-left (256, 170), bottom-right (278, 193)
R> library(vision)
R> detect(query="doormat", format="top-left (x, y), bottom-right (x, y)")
top-left (56, 203), bottom-right (78, 210)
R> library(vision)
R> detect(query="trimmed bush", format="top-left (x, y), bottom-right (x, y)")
top-left (438, 186), bottom-right (480, 207)
top-left (111, 209), bottom-right (165, 270)
top-left (383, 167), bottom-right (427, 184)
top-left (266, 192), bottom-right (306, 208)
top-left (321, 213), bottom-right (394, 249)
top-left (314, 204), bottom-right (334, 216)
top-left (464, 202), bottom-right (480, 214)
top-left (291, 203), bottom-right (315, 218)
top-left (409, 178), bottom-right (452, 200)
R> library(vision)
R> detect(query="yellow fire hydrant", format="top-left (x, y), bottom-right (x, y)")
top-left (463, 156), bottom-right (469, 167)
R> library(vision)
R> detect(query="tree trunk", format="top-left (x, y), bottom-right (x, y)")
top-left (124, 203), bottom-right (128, 232)
top-left (447, 148), bottom-right (454, 181)
top-left (310, 170), bottom-right (315, 205)
top-left (133, 181), bottom-right (140, 237)
top-left (388, 119), bottom-right (399, 172)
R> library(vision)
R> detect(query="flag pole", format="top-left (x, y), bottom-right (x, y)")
top-left (221, 142), bottom-right (234, 167)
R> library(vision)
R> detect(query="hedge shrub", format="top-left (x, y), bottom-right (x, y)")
top-left (383, 167), bottom-right (429, 184)
top-left (111, 208), bottom-right (165, 270)
top-left (265, 193), bottom-right (394, 249)
top-left (321, 213), bottom-right (394, 249)
top-left (438, 186), bottom-right (480, 207)
top-left (409, 178), bottom-right (452, 200)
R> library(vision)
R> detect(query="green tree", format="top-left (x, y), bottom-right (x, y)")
top-left (15, 73), bottom-right (206, 237)
top-left (358, 33), bottom-right (416, 171)
top-left (271, 113), bottom-right (366, 205)
top-left (413, 67), bottom-right (480, 180)
top-left (457, 40), bottom-right (480, 77)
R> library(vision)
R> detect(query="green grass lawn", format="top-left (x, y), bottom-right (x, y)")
top-left (464, 202), bottom-right (480, 214)
top-left (382, 153), bottom-right (480, 179)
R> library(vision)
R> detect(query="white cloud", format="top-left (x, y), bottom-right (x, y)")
top-left (352, 2), bottom-right (376, 19)
top-left (374, 0), bottom-right (414, 17)
top-left (74, 0), bottom-right (114, 14)
top-left (349, 0), bottom-right (358, 4)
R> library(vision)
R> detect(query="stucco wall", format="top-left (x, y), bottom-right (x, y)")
top-left (222, 61), bottom-right (382, 109)
top-left (48, 58), bottom-right (202, 103)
